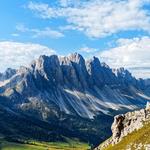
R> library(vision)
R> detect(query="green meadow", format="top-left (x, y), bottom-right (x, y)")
top-left (0, 139), bottom-right (90, 150)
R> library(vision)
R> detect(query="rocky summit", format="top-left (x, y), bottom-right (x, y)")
top-left (0, 53), bottom-right (150, 146)
top-left (0, 53), bottom-right (149, 119)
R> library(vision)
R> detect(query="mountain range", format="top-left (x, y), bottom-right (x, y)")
top-left (0, 53), bottom-right (150, 146)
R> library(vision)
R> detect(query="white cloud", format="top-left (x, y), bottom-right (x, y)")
top-left (99, 36), bottom-right (150, 78)
top-left (80, 46), bottom-right (98, 53)
top-left (0, 41), bottom-right (55, 72)
top-left (59, 0), bottom-right (68, 7)
top-left (32, 27), bottom-right (64, 38)
top-left (16, 24), bottom-right (28, 32)
top-left (59, 0), bottom-right (81, 7)
top-left (27, 0), bottom-right (150, 38)
top-left (16, 24), bottom-right (64, 39)
top-left (128, 68), bottom-right (150, 79)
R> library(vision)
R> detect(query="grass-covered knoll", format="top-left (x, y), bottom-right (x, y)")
top-left (0, 138), bottom-right (90, 150)
top-left (102, 121), bottom-right (150, 150)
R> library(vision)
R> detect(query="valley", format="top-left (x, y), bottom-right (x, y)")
top-left (0, 53), bottom-right (149, 149)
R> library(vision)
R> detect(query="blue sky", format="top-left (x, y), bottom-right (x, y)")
top-left (0, 0), bottom-right (150, 78)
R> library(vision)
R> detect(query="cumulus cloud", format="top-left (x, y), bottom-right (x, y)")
top-left (27, 0), bottom-right (150, 38)
top-left (16, 24), bottom-right (64, 39)
top-left (0, 41), bottom-right (55, 72)
top-left (99, 36), bottom-right (150, 78)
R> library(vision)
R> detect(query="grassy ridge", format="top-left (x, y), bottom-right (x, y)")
top-left (0, 139), bottom-right (90, 150)
top-left (102, 121), bottom-right (150, 150)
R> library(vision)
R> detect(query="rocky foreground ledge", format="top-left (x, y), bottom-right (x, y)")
top-left (96, 102), bottom-right (150, 150)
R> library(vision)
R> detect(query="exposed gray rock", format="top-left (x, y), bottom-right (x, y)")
top-left (86, 57), bottom-right (118, 88)
top-left (0, 68), bottom-right (16, 81)
top-left (0, 53), bottom-right (149, 119)
top-left (113, 67), bottom-right (137, 87)
top-left (111, 103), bottom-right (150, 144)
top-left (111, 114), bottom-right (125, 144)
top-left (96, 102), bottom-right (150, 150)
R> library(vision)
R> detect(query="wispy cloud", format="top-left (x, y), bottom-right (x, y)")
top-left (128, 68), bottom-right (150, 79)
top-left (99, 36), bottom-right (150, 78)
top-left (59, 0), bottom-right (81, 7)
top-left (59, 0), bottom-right (72, 7)
top-left (16, 24), bottom-right (64, 39)
top-left (27, 0), bottom-right (150, 38)
top-left (11, 33), bottom-right (20, 37)
top-left (0, 41), bottom-right (55, 71)
top-left (80, 46), bottom-right (98, 53)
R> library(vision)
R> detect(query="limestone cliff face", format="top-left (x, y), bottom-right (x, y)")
top-left (96, 102), bottom-right (150, 150)
top-left (0, 53), bottom-right (150, 119)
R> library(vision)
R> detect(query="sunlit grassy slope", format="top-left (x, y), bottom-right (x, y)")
top-left (0, 139), bottom-right (90, 150)
top-left (101, 121), bottom-right (150, 150)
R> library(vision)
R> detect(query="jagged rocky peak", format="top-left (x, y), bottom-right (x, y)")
top-left (31, 55), bottom-right (60, 71)
top-left (112, 67), bottom-right (137, 86)
top-left (59, 56), bottom-right (71, 65)
top-left (5, 68), bottom-right (16, 76)
top-left (59, 54), bottom-right (87, 89)
top-left (68, 52), bottom-right (85, 65)
top-left (59, 53), bottom-right (85, 67)
top-left (86, 56), bottom-right (101, 73)
top-left (113, 67), bottom-right (131, 77)
top-left (0, 53), bottom-right (150, 120)
top-left (0, 68), bottom-right (16, 81)
top-left (86, 57), bottom-right (115, 79)
top-left (30, 55), bottom-right (63, 84)
top-left (112, 67), bottom-right (125, 77)
top-left (101, 62), bottom-right (110, 68)
top-left (113, 67), bottom-right (137, 81)
top-left (30, 55), bottom-right (60, 70)
top-left (0, 54), bottom-right (142, 87)
top-left (18, 66), bottom-right (30, 73)
top-left (31, 53), bottom-right (86, 71)
top-left (0, 53), bottom-right (145, 90)
top-left (85, 56), bottom-right (104, 87)
top-left (96, 58), bottom-right (119, 86)
top-left (27, 53), bottom-right (89, 89)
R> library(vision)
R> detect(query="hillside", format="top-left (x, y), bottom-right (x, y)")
top-left (96, 102), bottom-right (150, 150)
top-left (0, 96), bottom-right (113, 146)
top-left (99, 122), bottom-right (150, 150)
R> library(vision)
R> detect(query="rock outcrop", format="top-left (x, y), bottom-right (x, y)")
top-left (96, 102), bottom-right (150, 150)
top-left (111, 106), bottom-right (150, 144)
